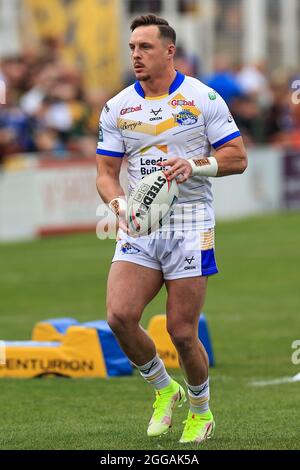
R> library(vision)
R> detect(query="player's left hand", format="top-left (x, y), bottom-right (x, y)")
top-left (157, 157), bottom-right (192, 184)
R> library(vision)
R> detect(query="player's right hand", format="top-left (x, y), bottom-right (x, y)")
top-left (109, 197), bottom-right (130, 235)
top-left (117, 217), bottom-right (130, 235)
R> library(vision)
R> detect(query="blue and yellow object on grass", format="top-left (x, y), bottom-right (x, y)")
top-left (147, 314), bottom-right (215, 368)
top-left (0, 318), bottom-right (133, 379)
top-left (0, 314), bottom-right (214, 378)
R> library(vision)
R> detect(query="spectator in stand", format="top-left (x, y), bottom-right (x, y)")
top-left (174, 45), bottom-right (198, 77)
top-left (204, 54), bottom-right (243, 106)
top-left (32, 127), bottom-right (65, 156)
top-left (0, 55), bottom-right (27, 94)
top-left (77, 88), bottom-right (110, 157)
top-left (0, 86), bottom-right (34, 158)
top-left (232, 62), bottom-right (273, 144)
top-left (203, 56), bottom-right (265, 145)
top-left (232, 95), bottom-right (262, 146)
top-left (264, 71), bottom-right (294, 146)
top-left (265, 72), bottom-right (300, 149)
top-left (288, 94), bottom-right (300, 149)
top-left (1, 40), bottom-right (299, 163)
top-left (236, 62), bottom-right (270, 102)
top-left (20, 61), bottom-right (60, 116)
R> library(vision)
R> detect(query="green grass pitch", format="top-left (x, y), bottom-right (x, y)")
top-left (0, 213), bottom-right (299, 450)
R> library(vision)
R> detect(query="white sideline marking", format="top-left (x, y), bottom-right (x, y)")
top-left (251, 372), bottom-right (300, 387)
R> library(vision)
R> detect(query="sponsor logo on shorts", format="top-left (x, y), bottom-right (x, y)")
top-left (120, 104), bottom-right (142, 115)
top-left (104, 103), bottom-right (110, 113)
top-left (228, 114), bottom-right (233, 122)
top-left (184, 256), bottom-right (196, 270)
top-left (120, 242), bottom-right (140, 254)
top-left (173, 110), bottom-right (198, 125)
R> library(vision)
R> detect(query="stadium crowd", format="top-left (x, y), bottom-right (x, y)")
top-left (0, 40), bottom-right (299, 165)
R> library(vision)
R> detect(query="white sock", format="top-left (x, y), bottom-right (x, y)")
top-left (186, 378), bottom-right (210, 414)
top-left (136, 354), bottom-right (171, 390)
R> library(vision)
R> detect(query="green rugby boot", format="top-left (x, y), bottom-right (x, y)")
top-left (147, 380), bottom-right (186, 437)
top-left (179, 409), bottom-right (215, 444)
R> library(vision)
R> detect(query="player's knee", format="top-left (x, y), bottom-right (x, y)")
top-left (107, 307), bottom-right (139, 334)
top-left (107, 310), bottom-right (127, 333)
top-left (171, 333), bottom-right (193, 352)
top-left (167, 322), bottom-right (193, 351)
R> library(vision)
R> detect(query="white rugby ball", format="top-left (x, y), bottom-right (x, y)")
top-left (127, 171), bottom-right (178, 237)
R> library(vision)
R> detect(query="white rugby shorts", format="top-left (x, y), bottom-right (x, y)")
top-left (112, 229), bottom-right (218, 280)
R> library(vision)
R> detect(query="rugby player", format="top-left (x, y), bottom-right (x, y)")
top-left (96, 14), bottom-right (247, 443)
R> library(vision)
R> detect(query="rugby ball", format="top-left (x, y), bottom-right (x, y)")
top-left (127, 171), bottom-right (179, 237)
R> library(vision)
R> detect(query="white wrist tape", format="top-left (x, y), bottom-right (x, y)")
top-left (108, 197), bottom-right (127, 217)
top-left (188, 156), bottom-right (218, 177)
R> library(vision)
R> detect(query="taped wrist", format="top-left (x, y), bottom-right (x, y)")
top-left (188, 156), bottom-right (218, 177)
top-left (108, 197), bottom-right (127, 217)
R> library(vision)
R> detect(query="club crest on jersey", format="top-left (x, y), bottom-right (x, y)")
top-left (120, 242), bottom-right (140, 254)
top-left (173, 110), bottom-right (198, 125)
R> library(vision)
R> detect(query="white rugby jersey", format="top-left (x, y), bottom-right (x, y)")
top-left (97, 71), bottom-right (240, 230)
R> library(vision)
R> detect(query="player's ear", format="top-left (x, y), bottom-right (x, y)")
top-left (167, 44), bottom-right (176, 59)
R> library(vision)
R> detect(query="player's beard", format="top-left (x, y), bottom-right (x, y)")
top-left (138, 74), bottom-right (151, 81)
top-left (134, 68), bottom-right (151, 81)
